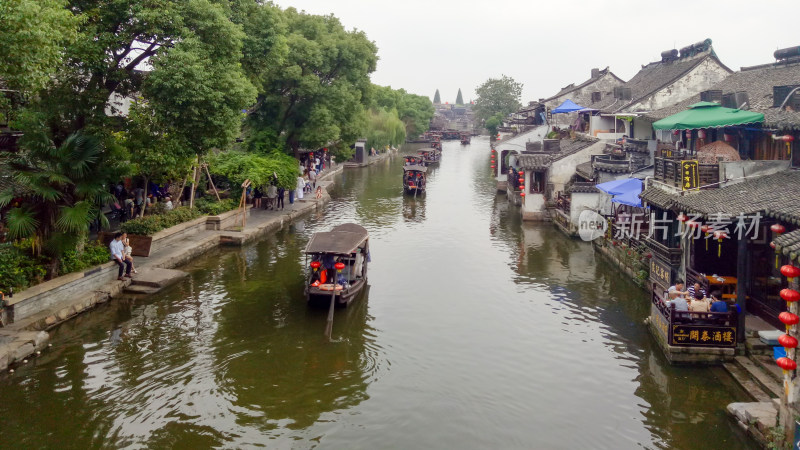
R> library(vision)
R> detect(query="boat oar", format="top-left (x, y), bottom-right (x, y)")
top-left (324, 283), bottom-right (335, 339)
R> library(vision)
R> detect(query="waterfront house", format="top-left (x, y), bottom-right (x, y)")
top-left (493, 125), bottom-right (550, 192)
top-left (541, 67), bottom-right (625, 120)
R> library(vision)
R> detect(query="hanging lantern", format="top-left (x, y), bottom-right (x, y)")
top-left (780, 312), bottom-right (800, 333)
top-left (771, 224), bottom-right (786, 235)
top-left (701, 225), bottom-right (711, 250)
top-left (782, 264), bottom-right (800, 282)
top-left (780, 334), bottom-right (799, 349)
top-left (310, 261), bottom-right (321, 271)
top-left (520, 192), bottom-right (525, 197)
top-left (781, 288), bottom-right (800, 303)
top-left (335, 262), bottom-right (345, 272)
top-left (672, 130), bottom-right (680, 136)
top-left (518, 177), bottom-right (524, 184)
top-left (490, 165), bottom-right (495, 169)
top-left (518, 170), bottom-right (524, 176)
top-left (723, 133), bottom-right (733, 142)
top-left (687, 220), bottom-right (700, 229)
top-left (777, 357), bottom-right (797, 375)
top-left (714, 230), bottom-right (727, 258)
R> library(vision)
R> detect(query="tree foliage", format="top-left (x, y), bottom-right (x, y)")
top-left (207, 150), bottom-right (298, 191)
top-left (433, 89), bottom-right (441, 104)
top-left (244, 8), bottom-right (378, 154)
top-left (364, 108), bottom-right (406, 151)
top-left (474, 75), bottom-right (523, 123)
top-left (455, 88), bottom-right (464, 106)
top-left (367, 84), bottom-right (434, 140)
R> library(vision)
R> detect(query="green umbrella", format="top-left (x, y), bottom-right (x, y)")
top-left (652, 101), bottom-right (764, 130)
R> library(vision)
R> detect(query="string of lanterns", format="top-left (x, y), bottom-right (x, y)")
top-left (778, 264), bottom-right (800, 377)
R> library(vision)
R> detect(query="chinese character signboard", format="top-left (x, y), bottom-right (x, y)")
top-left (650, 258), bottom-right (671, 290)
top-left (680, 160), bottom-right (699, 191)
top-left (671, 325), bottom-right (737, 348)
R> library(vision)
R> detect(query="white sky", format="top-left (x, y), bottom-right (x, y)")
top-left (273, 0), bottom-right (799, 104)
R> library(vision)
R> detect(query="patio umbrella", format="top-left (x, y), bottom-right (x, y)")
top-left (611, 188), bottom-right (643, 207)
top-left (595, 177), bottom-right (642, 196)
top-left (652, 101), bottom-right (764, 130)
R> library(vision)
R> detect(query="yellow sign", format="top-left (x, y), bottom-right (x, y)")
top-left (650, 258), bottom-right (671, 289)
top-left (680, 160), bottom-right (699, 191)
top-left (671, 324), bottom-right (736, 347)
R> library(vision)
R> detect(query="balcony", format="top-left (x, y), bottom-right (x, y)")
top-left (653, 149), bottom-right (719, 189)
top-left (644, 236), bottom-right (682, 266)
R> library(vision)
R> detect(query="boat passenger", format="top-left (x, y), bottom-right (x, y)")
top-left (667, 280), bottom-right (688, 299)
top-left (688, 291), bottom-right (710, 312)
top-left (709, 291), bottom-right (729, 313)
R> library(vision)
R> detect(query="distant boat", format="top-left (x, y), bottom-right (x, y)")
top-left (460, 133), bottom-right (471, 145)
top-left (304, 223), bottom-right (370, 308)
top-left (418, 149), bottom-right (440, 166)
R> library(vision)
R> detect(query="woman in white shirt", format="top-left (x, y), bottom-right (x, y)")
top-left (296, 175), bottom-right (305, 200)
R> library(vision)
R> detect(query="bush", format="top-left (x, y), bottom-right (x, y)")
top-left (120, 207), bottom-right (202, 236)
top-left (195, 197), bottom-right (237, 215)
top-left (0, 241), bottom-right (47, 293)
top-left (59, 240), bottom-right (111, 274)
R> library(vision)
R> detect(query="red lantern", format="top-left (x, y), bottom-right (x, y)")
top-left (714, 230), bottom-right (727, 257)
top-left (687, 220), bottom-right (700, 229)
top-left (700, 225), bottom-right (711, 250)
top-left (518, 177), bottom-right (524, 184)
top-left (490, 165), bottom-right (495, 169)
top-left (780, 334), bottom-right (799, 349)
top-left (777, 357), bottom-right (797, 372)
top-left (335, 262), bottom-right (345, 272)
top-left (781, 264), bottom-right (800, 281)
top-left (779, 311), bottom-right (800, 326)
top-left (771, 224), bottom-right (786, 234)
top-left (771, 241), bottom-right (777, 249)
top-left (310, 261), bottom-right (321, 270)
top-left (520, 192), bottom-right (526, 197)
top-left (781, 289), bottom-right (800, 303)
top-left (518, 170), bottom-right (524, 176)
top-left (672, 130), bottom-right (680, 136)
top-left (723, 133), bottom-right (733, 142)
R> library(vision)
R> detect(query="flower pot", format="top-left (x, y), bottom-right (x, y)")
top-left (127, 234), bottom-right (153, 257)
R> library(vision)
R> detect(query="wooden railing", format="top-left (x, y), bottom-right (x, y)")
top-left (653, 156), bottom-right (719, 189)
top-left (651, 292), bottom-right (738, 348)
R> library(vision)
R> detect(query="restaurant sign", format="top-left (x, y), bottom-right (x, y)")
top-left (650, 258), bottom-right (671, 289)
top-left (671, 324), bottom-right (736, 347)
top-left (680, 160), bottom-right (699, 191)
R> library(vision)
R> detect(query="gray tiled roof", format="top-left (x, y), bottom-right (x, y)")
top-left (517, 154), bottom-right (552, 170)
top-left (569, 182), bottom-right (599, 193)
top-left (774, 229), bottom-right (800, 264)
top-left (576, 161), bottom-right (594, 179)
top-left (642, 60), bottom-right (800, 124)
top-left (640, 185), bottom-right (679, 209)
top-left (664, 170), bottom-right (800, 219)
top-left (542, 68), bottom-right (624, 106)
top-left (593, 50), bottom-right (728, 113)
top-left (553, 135), bottom-right (599, 161)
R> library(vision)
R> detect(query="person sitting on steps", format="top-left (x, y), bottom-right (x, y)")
top-left (110, 232), bottom-right (133, 281)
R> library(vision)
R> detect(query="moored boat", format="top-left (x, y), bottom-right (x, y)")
top-left (403, 165), bottom-right (427, 196)
top-left (304, 223), bottom-right (370, 308)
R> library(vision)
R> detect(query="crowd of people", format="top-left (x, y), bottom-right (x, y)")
top-left (665, 280), bottom-right (734, 316)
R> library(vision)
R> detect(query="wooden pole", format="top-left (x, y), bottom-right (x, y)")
top-left (177, 169), bottom-right (190, 207)
top-left (202, 161), bottom-right (221, 202)
top-left (189, 154), bottom-right (199, 209)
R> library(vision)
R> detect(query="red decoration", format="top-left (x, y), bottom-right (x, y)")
top-left (518, 177), bottom-right (524, 183)
top-left (777, 357), bottom-right (797, 371)
top-left (780, 334), bottom-right (799, 349)
top-left (520, 192), bottom-right (526, 197)
top-left (771, 241), bottom-right (777, 249)
top-left (723, 133), bottom-right (733, 142)
top-left (518, 170), bottom-right (524, 176)
top-left (781, 265), bottom-right (800, 280)
top-left (700, 225), bottom-right (710, 233)
top-left (779, 311), bottom-right (800, 326)
top-left (677, 213), bottom-right (688, 222)
top-left (334, 262), bottom-right (345, 272)
top-left (713, 230), bottom-right (727, 240)
top-left (310, 261), bottom-right (321, 270)
top-left (771, 224), bottom-right (786, 234)
top-left (687, 220), bottom-right (700, 229)
top-left (490, 165), bottom-right (495, 169)
top-left (781, 289), bottom-right (800, 303)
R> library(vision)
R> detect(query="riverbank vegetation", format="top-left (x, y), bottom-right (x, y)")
top-left (474, 75), bottom-right (523, 134)
top-left (0, 0), bottom-right (434, 291)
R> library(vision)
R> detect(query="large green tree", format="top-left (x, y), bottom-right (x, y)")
top-left (245, 7), bottom-right (378, 155)
top-left (474, 75), bottom-right (523, 123)
top-left (367, 84), bottom-right (434, 140)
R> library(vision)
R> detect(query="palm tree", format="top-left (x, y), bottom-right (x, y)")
top-left (0, 132), bottom-right (121, 277)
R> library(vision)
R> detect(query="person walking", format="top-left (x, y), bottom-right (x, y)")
top-left (253, 186), bottom-right (263, 209)
top-left (296, 174), bottom-right (306, 200)
top-left (277, 186), bottom-right (286, 210)
top-left (308, 168), bottom-right (317, 189)
top-left (110, 232), bottom-right (132, 280)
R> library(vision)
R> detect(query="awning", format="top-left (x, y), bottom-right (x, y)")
top-left (652, 101), bottom-right (765, 130)
top-left (611, 189), bottom-right (643, 207)
top-left (595, 177), bottom-right (642, 195)
top-left (551, 99), bottom-right (586, 114)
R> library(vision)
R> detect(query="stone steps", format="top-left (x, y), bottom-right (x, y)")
top-left (734, 356), bottom-right (782, 398)
top-left (723, 362), bottom-right (773, 402)
top-left (123, 285), bottom-right (161, 295)
top-left (751, 354), bottom-right (785, 384)
top-left (129, 268), bottom-right (188, 290)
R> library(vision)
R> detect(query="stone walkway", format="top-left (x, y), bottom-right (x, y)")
top-left (0, 166), bottom-right (340, 372)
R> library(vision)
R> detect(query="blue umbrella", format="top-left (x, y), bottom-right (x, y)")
top-left (611, 189), bottom-right (643, 207)
top-left (596, 178), bottom-right (642, 196)
top-left (551, 99), bottom-right (587, 114)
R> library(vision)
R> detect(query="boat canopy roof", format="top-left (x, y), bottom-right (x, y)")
top-left (403, 165), bottom-right (427, 172)
top-left (304, 223), bottom-right (369, 255)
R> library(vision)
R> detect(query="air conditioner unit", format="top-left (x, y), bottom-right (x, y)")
top-left (773, 85), bottom-right (800, 108)
top-left (721, 93), bottom-right (737, 109)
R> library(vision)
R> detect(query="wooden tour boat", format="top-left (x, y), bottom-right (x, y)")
top-left (304, 223), bottom-right (370, 309)
top-left (418, 149), bottom-right (440, 166)
top-left (460, 133), bottom-right (471, 145)
top-left (403, 165), bottom-right (427, 196)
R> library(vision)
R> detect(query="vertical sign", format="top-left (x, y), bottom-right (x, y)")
top-left (681, 160), bottom-right (699, 191)
top-left (650, 257), bottom-right (671, 293)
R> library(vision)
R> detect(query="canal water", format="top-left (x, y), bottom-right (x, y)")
top-left (0, 137), bottom-right (755, 449)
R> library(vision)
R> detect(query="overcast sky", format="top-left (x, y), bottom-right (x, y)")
top-left (273, 0), bottom-right (798, 104)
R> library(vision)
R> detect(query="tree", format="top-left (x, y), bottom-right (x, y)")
top-left (433, 89), bottom-right (441, 104)
top-left (364, 108), bottom-right (406, 151)
top-left (366, 84), bottom-right (434, 140)
top-left (207, 150), bottom-right (298, 192)
top-left (474, 75), bottom-right (523, 124)
top-left (0, 129), bottom-right (126, 276)
top-left (455, 88), bottom-right (464, 106)
top-left (484, 113), bottom-right (505, 138)
top-left (245, 7), bottom-right (378, 155)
